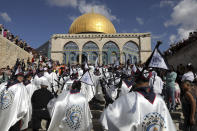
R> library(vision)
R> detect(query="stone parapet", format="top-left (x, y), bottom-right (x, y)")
top-left (0, 35), bottom-right (33, 68)
top-left (52, 33), bottom-right (151, 39)
top-left (166, 40), bottom-right (197, 70)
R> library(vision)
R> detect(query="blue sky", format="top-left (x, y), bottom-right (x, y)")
top-left (0, 0), bottom-right (197, 51)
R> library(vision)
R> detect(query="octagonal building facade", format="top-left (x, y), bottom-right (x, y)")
top-left (48, 12), bottom-right (152, 65)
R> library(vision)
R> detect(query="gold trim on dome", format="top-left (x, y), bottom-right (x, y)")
top-left (69, 13), bottom-right (116, 34)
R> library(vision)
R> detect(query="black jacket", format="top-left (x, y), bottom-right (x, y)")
top-left (31, 88), bottom-right (53, 110)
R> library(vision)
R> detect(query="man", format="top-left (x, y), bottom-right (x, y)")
top-left (149, 71), bottom-right (164, 95)
top-left (0, 72), bottom-right (30, 131)
top-left (24, 72), bottom-right (38, 98)
top-left (182, 63), bottom-right (195, 82)
top-left (24, 72), bottom-right (39, 122)
top-left (119, 75), bottom-right (134, 97)
top-left (92, 68), bottom-right (105, 104)
top-left (100, 71), bottom-right (176, 131)
top-left (31, 79), bottom-right (54, 131)
top-left (48, 81), bottom-right (92, 131)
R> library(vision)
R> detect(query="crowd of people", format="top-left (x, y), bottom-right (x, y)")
top-left (0, 24), bottom-right (35, 53)
top-left (165, 30), bottom-right (197, 56)
top-left (0, 58), bottom-right (197, 131)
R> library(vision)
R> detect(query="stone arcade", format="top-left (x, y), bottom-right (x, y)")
top-left (40, 12), bottom-right (152, 65)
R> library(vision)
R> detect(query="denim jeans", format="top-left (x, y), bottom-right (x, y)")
top-left (167, 87), bottom-right (175, 110)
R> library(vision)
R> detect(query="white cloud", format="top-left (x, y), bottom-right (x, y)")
top-left (68, 15), bottom-right (77, 21)
top-left (165, 0), bottom-right (197, 40)
top-left (152, 33), bottom-right (167, 40)
top-left (78, 0), bottom-right (118, 21)
top-left (132, 28), bottom-right (139, 32)
top-left (46, 0), bottom-right (77, 7)
top-left (0, 12), bottom-right (11, 22)
top-left (169, 34), bottom-right (176, 43)
top-left (136, 17), bottom-right (144, 25)
top-left (160, 0), bottom-right (175, 7)
top-left (45, 0), bottom-right (118, 21)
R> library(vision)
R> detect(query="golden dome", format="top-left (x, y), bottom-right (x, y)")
top-left (69, 13), bottom-right (116, 34)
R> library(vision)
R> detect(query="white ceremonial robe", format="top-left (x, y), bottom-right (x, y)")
top-left (33, 75), bottom-right (42, 88)
top-left (92, 74), bottom-right (103, 96)
top-left (25, 82), bottom-right (38, 99)
top-left (0, 82), bottom-right (7, 88)
top-left (105, 85), bottom-right (118, 101)
top-left (100, 92), bottom-right (176, 131)
top-left (119, 81), bottom-right (132, 96)
top-left (149, 75), bottom-right (164, 95)
top-left (49, 72), bottom-right (59, 92)
top-left (0, 83), bottom-right (31, 131)
top-left (48, 91), bottom-right (92, 131)
top-left (25, 82), bottom-right (39, 120)
top-left (81, 83), bottom-right (95, 102)
top-left (63, 79), bottom-right (74, 91)
top-left (63, 79), bottom-right (94, 102)
top-left (78, 69), bottom-right (84, 77)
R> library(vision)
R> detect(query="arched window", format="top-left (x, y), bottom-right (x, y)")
top-left (102, 41), bottom-right (120, 65)
top-left (82, 41), bottom-right (99, 64)
top-left (64, 42), bottom-right (79, 64)
top-left (123, 41), bottom-right (139, 64)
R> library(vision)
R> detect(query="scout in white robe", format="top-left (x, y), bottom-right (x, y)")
top-left (149, 71), bottom-right (164, 95)
top-left (48, 81), bottom-right (92, 131)
top-left (100, 88), bottom-right (176, 131)
top-left (119, 78), bottom-right (133, 97)
top-left (92, 69), bottom-right (105, 102)
top-left (0, 77), bottom-right (30, 131)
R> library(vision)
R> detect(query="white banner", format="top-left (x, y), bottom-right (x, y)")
top-left (148, 49), bottom-right (169, 70)
top-left (80, 71), bottom-right (94, 86)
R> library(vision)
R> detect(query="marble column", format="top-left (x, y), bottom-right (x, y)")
top-left (99, 51), bottom-right (102, 65)
top-left (120, 51), bottom-right (123, 64)
top-left (79, 52), bottom-right (82, 64)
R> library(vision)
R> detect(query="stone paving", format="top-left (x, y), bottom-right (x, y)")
top-left (27, 104), bottom-right (184, 131)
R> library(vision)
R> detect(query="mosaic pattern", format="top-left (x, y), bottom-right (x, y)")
top-left (62, 105), bottom-right (83, 130)
top-left (0, 89), bottom-right (15, 110)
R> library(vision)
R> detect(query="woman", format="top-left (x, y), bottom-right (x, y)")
top-left (181, 81), bottom-right (197, 131)
top-left (175, 81), bottom-right (181, 108)
top-left (166, 66), bottom-right (177, 112)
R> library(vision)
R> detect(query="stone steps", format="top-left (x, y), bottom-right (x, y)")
top-left (170, 105), bottom-right (184, 131)
top-left (90, 103), bottom-right (105, 131)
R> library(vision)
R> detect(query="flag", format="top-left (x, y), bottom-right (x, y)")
top-left (146, 41), bottom-right (169, 70)
top-left (15, 66), bottom-right (22, 75)
top-left (70, 65), bottom-right (73, 75)
top-left (132, 64), bottom-right (137, 73)
top-left (95, 57), bottom-right (99, 68)
top-left (79, 71), bottom-right (94, 86)
top-left (84, 62), bottom-right (89, 70)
